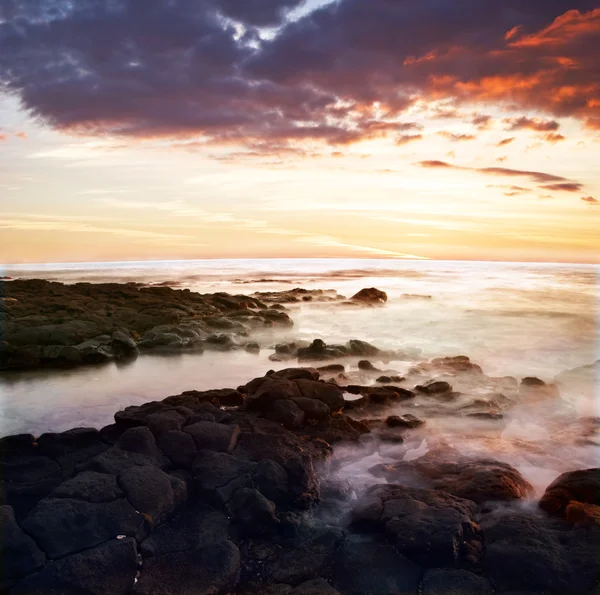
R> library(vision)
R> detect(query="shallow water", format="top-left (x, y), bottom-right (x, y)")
top-left (1, 258), bottom-right (598, 493)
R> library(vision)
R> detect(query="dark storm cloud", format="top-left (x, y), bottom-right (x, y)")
top-left (0, 0), bottom-right (599, 148)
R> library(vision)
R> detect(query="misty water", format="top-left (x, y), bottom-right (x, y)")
top-left (1, 258), bottom-right (598, 497)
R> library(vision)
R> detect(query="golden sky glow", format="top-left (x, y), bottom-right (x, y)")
top-left (1, 2), bottom-right (599, 264)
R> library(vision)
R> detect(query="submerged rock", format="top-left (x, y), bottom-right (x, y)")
top-left (349, 287), bottom-right (388, 304)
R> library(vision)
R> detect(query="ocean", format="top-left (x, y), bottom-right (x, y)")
top-left (1, 258), bottom-right (598, 494)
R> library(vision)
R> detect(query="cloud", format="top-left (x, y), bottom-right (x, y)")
top-left (437, 131), bottom-right (476, 142)
top-left (416, 160), bottom-right (581, 185)
top-left (0, 1), bottom-right (598, 150)
top-left (542, 132), bottom-right (565, 142)
top-left (580, 196), bottom-right (599, 204)
top-left (396, 133), bottom-right (423, 145)
top-left (503, 117), bottom-right (560, 132)
top-left (472, 114), bottom-right (492, 130)
top-left (417, 160), bottom-right (453, 168)
top-left (541, 182), bottom-right (584, 192)
top-left (497, 137), bottom-right (516, 146)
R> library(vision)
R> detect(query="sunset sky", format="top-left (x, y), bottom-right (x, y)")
top-left (1, 0), bottom-right (599, 264)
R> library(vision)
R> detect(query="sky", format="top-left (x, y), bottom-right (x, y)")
top-left (0, 0), bottom-right (599, 264)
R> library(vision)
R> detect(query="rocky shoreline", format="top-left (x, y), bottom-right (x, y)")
top-left (2, 357), bottom-right (599, 594)
top-left (0, 280), bottom-right (388, 371)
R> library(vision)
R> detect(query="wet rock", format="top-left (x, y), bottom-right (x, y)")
top-left (111, 329), bottom-right (138, 357)
top-left (297, 339), bottom-right (348, 362)
top-left (11, 538), bottom-right (138, 595)
top-left (358, 360), bottom-right (379, 371)
top-left (234, 430), bottom-right (319, 508)
top-left (415, 380), bottom-right (452, 395)
top-left (296, 380), bottom-right (345, 412)
top-left (75, 335), bottom-right (115, 362)
top-left (133, 540), bottom-right (241, 595)
top-left (141, 506), bottom-right (229, 558)
top-left (0, 505), bottom-right (45, 588)
top-left (119, 465), bottom-right (184, 525)
top-left (268, 523), bottom-right (343, 585)
top-left (247, 378), bottom-right (303, 409)
top-left (386, 414), bottom-right (425, 429)
top-left (157, 430), bottom-right (198, 468)
top-left (146, 409), bottom-right (187, 435)
top-left (482, 509), bottom-right (600, 593)
top-left (317, 364), bottom-right (345, 373)
top-left (82, 445), bottom-right (168, 475)
top-left (37, 427), bottom-right (109, 477)
top-left (51, 471), bottom-right (123, 502)
top-left (350, 484), bottom-right (482, 567)
top-left (429, 355), bottom-right (483, 375)
top-left (272, 367), bottom-right (320, 381)
top-left (291, 578), bottom-right (340, 595)
top-left (370, 459), bottom-right (533, 504)
top-left (116, 426), bottom-right (165, 460)
top-left (348, 339), bottom-right (381, 356)
top-left (421, 568), bottom-right (493, 595)
top-left (245, 341), bottom-right (261, 354)
top-left (114, 401), bottom-right (170, 428)
top-left (192, 449), bottom-right (255, 501)
top-left (227, 488), bottom-right (279, 535)
top-left (520, 376), bottom-right (559, 399)
top-left (0, 452), bottom-right (63, 518)
top-left (265, 399), bottom-right (306, 429)
top-left (184, 421), bottom-right (240, 453)
top-left (349, 288), bottom-right (388, 304)
top-left (565, 501), bottom-right (600, 526)
top-left (253, 459), bottom-right (290, 505)
top-left (21, 497), bottom-right (145, 559)
top-left (539, 468), bottom-right (600, 516)
top-left (332, 534), bottom-right (421, 594)
top-left (291, 397), bottom-right (331, 421)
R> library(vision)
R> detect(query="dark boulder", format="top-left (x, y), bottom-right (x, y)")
top-left (272, 368), bottom-right (320, 381)
top-left (192, 450), bottom-right (255, 502)
top-left (119, 465), bottom-right (185, 525)
top-left (132, 540), bottom-right (241, 595)
top-left (421, 569), bottom-right (493, 595)
top-left (50, 471), bottom-right (123, 503)
top-left (265, 399), bottom-right (306, 429)
top-left (539, 468), bottom-right (600, 516)
top-left (348, 339), bottom-right (381, 356)
top-left (350, 484), bottom-right (482, 567)
top-left (247, 378), bottom-right (302, 409)
top-left (116, 426), bottom-right (164, 460)
top-left (369, 459), bottom-right (533, 504)
top-left (297, 340), bottom-right (347, 362)
top-left (36, 427), bottom-right (108, 477)
top-left (227, 488), bottom-right (279, 535)
top-left (482, 509), bottom-right (600, 593)
top-left (184, 421), bottom-right (240, 453)
top-left (0, 453), bottom-right (62, 518)
top-left (291, 397), bottom-right (331, 421)
top-left (415, 380), bottom-right (452, 395)
top-left (296, 380), bottom-right (344, 412)
top-left (349, 288), bottom-right (388, 304)
top-left (253, 459), bottom-right (290, 505)
top-left (21, 497), bottom-right (145, 559)
top-left (140, 506), bottom-right (229, 558)
top-left (332, 534), bottom-right (421, 595)
top-left (0, 505), bottom-right (45, 588)
top-left (358, 360), bottom-right (379, 371)
top-left (267, 523), bottom-right (343, 586)
top-left (386, 414), bottom-right (425, 429)
top-left (157, 430), bottom-right (198, 468)
top-left (11, 538), bottom-right (138, 595)
top-left (146, 409), bottom-right (187, 435)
